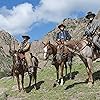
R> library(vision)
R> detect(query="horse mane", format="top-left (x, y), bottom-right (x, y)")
top-left (49, 43), bottom-right (57, 54)
top-left (65, 39), bottom-right (84, 50)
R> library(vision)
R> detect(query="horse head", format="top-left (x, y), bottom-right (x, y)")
top-left (42, 41), bottom-right (57, 60)
top-left (9, 50), bottom-right (21, 67)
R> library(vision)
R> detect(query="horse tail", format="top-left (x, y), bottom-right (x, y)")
top-left (31, 54), bottom-right (39, 67)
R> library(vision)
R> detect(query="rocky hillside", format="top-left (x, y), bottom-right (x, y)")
top-left (0, 30), bottom-right (19, 78)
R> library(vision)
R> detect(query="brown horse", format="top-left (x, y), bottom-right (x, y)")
top-left (65, 38), bottom-right (100, 87)
top-left (10, 50), bottom-right (38, 91)
top-left (43, 41), bottom-right (73, 86)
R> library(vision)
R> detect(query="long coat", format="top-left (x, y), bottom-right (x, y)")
top-left (20, 40), bottom-right (33, 67)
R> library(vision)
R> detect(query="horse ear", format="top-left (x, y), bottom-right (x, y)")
top-left (56, 41), bottom-right (59, 45)
top-left (48, 41), bottom-right (50, 44)
top-left (42, 42), bottom-right (45, 46)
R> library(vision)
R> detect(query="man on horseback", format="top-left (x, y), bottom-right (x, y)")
top-left (84, 12), bottom-right (100, 49)
top-left (56, 24), bottom-right (72, 44)
top-left (18, 35), bottom-right (33, 74)
top-left (53, 24), bottom-right (71, 61)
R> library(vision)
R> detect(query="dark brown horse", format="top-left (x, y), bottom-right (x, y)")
top-left (10, 50), bottom-right (38, 91)
top-left (43, 41), bottom-right (73, 86)
top-left (65, 38), bottom-right (100, 87)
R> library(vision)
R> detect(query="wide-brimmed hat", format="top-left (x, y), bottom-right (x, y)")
top-left (85, 12), bottom-right (95, 19)
top-left (22, 35), bottom-right (30, 39)
top-left (58, 24), bottom-right (66, 29)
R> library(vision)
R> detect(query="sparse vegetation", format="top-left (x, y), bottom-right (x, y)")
top-left (0, 61), bottom-right (100, 100)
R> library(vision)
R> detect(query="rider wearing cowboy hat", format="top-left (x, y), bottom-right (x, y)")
top-left (19, 35), bottom-right (33, 74)
top-left (56, 24), bottom-right (71, 44)
top-left (85, 12), bottom-right (95, 21)
top-left (84, 11), bottom-right (100, 49)
top-left (84, 12), bottom-right (96, 37)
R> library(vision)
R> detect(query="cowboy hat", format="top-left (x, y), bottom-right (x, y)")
top-left (85, 12), bottom-right (95, 19)
top-left (22, 35), bottom-right (30, 39)
top-left (58, 24), bottom-right (66, 29)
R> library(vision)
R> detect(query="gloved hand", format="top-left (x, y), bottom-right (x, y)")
top-left (18, 49), bottom-right (23, 53)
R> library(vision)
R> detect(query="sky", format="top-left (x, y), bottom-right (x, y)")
top-left (0, 0), bottom-right (100, 42)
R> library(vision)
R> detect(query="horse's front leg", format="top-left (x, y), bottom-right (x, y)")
top-left (60, 62), bottom-right (64, 85)
top-left (53, 64), bottom-right (59, 87)
top-left (16, 74), bottom-right (21, 91)
top-left (21, 73), bottom-right (24, 90)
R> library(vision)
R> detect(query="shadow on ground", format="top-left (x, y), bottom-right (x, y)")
top-left (93, 70), bottom-right (100, 81)
top-left (25, 80), bottom-right (44, 93)
top-left (65, 81), bottom-right (87, 90)
top-left (64, 71), bottom-right (79, 81)
top-left (65, 70), bottom-right (100, 90)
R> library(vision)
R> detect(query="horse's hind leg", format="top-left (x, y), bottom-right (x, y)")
top-left (87, 58), bottom-right (94, 86)
top-left (21, 73), bottom-right (24, 90)
top-left (28, 74), bottom-right (32, 87)
top-left (68, 55), bottom-right (73, 80)
top-left (80, 56), bottom-right (93, 87)
top-left (64, 62), bottom-right (67, 77)
top-left (33, 67), bottom-right (37, 89)
top-left (60, 62), bottom-right (64, 85)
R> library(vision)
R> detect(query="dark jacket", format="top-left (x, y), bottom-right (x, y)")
top-left (56, 30), bottom-right (71, 41)
top-left (84, 19), bottom-right (100, 37)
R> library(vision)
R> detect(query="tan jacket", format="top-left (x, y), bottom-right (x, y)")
top-left (20, 40), bottom-right (33, 67)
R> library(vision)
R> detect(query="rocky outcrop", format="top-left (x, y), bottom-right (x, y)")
top-left (0, 30), bottom-right (19, 77)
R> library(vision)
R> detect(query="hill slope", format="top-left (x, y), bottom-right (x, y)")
top-left (0, 61), bottom-right (100, 100)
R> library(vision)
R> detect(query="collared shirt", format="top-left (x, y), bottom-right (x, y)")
top-left (56, 30), bottom-right (71, 41)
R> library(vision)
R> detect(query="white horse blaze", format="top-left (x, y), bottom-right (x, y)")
top-left (43, 46), bottom-right (47, 59)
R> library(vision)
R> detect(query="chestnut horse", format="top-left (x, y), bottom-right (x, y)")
top-left (43, 41), bottom-right (73, 86)
top-left (10, 50), bottom-right (38, 91)
top-left (65, 38), bottom-right (100, 87)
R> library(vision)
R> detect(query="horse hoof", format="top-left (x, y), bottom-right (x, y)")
top-left (21, 89), bottom-right (25, 92)
top-left (85, 78), bottom-right (89, 83)
top-left (34, 85), bottom-right (37, 90)
top-left (69, 77), bottom-right (72, 80)
top-left (60, 83), bottom-right (63, 86)
top-left (53, 83), bottom-right (57, 87)
top-left (18, 89), bottom-right (21, 92)
top-left (87, 82), bottom-right (93, 88)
